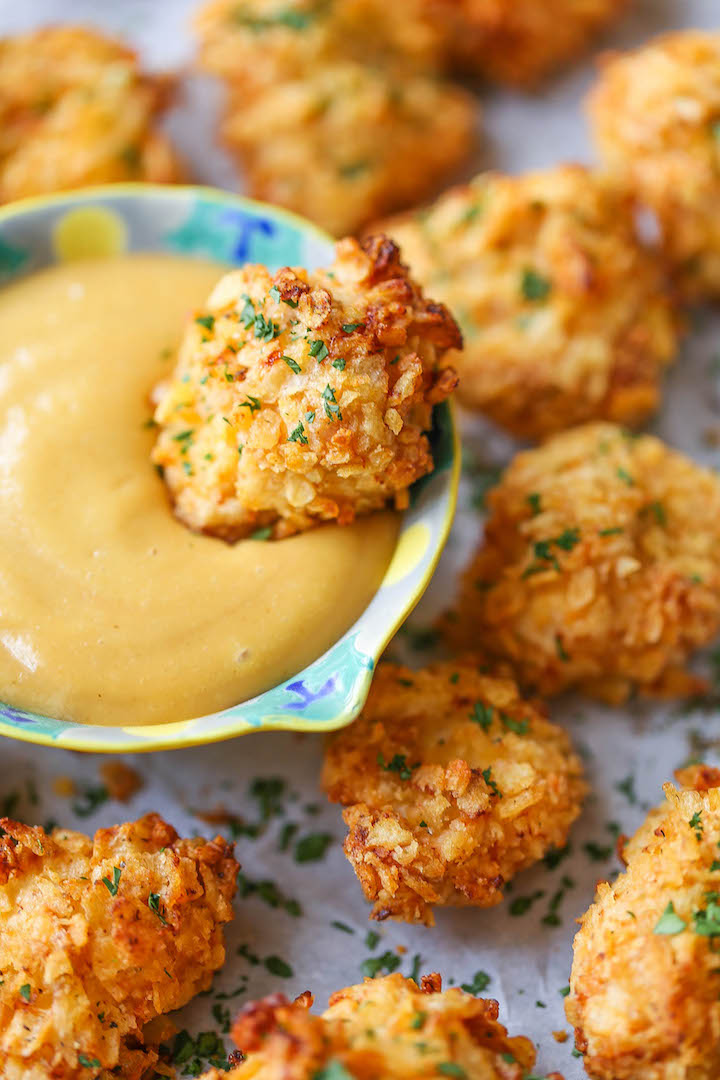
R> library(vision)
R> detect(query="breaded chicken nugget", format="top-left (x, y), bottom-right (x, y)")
top-left (194, 0), bottom-right (450, 84)
top-left (322, 657), bottom-right (586, 925)
top-left (201, 972), bottom-right (541, 1079)
top-left (381, 166), bottom-right (679, 440)
top-left (448, 423), bottom-right (720, 703)
top-left (446, 0), bottom-right (628, 85)
top-left (194, 0), bottom-right (475, 236)
top-left (153, 235), bottom-right (460, 540)
top-left (589, 30), bottom-right (720, 302)
top-left (0, 26), bottom-right (181, 202)
top-left (0, 812), bottom-right (237, 1080)
top-left (566, 766), bottom-right (720, 1080)
top-left (220, 63), bottom-right (475, 238)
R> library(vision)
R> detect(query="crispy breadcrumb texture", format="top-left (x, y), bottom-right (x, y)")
top-left (0, 26), bottom-right (182, 202)
top-left (589, 30), bottom-right (720, 302)
top-left (194, 0), bottom-right (474, 235)
top-left (447, 423), bottom-right (720, 702)
top-left (219, 64), bottom-right (475, 238)
top-left (202, 973), bottom-right (543, 1079)
top-left (566, 770), bottom-right (720, 1080)
top-left (380, 165), bottom-right (679, 440)
top-left (0, 812), bottom-right (237, 1080)
top-left (322, 658), bottom-right (585, 925)
top-left (153, 235), bottom-right (460, 540)
top-left (445, 0), bottom-right (628, 85)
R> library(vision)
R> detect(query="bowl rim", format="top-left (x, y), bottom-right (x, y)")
top-left (0, 183), bottom-right (460, 752)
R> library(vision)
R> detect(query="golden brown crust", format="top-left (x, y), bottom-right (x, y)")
top-left (380, 165), bottom-right (679, 440)
top-left (445, 0), bottom-right (628, 85)
top-left (447, 423), bottom-right (720, 702)
top-left (153, 235), bottom-right (459, 539)
top-left (0, 26), bottom-right (182, 202)
top-left (205, 973), bottom-right (538, 1079)
top-left (566, 776), bottom-right (720, 1079)
top-left (589, 30), bottom-right (720, 301)
top-left (0, 813), bottom-right (237, 1079)
top-left (322, 658), bottom-right (586, 925)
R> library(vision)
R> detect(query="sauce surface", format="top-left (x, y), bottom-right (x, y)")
top-left (0, 254), bottom-right (399, 725)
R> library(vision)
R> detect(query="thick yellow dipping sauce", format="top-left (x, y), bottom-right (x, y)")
top-left (0, 253), bottom-right (399, 725)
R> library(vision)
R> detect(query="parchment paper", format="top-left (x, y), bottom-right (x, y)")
top-left (1, 2), bottom-right (719, 1075)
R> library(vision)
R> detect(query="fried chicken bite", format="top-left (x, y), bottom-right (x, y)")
top-left (448, 423), bottom-right (720, 703)
top-left (445, 0), bottom-right (628, 85)
top-left (0, 26), bottom-right (182, 202)
top-left (194, 0), bottom-right (475, 235)
top-left (566, 766), bottom-right (720, 1080)
top-left (201, 973), bottom-right (541, 1079)
top-left (152, 235), bottom-right (460, 540)
top-left (322, 657), bottom-right (586, 925)
top-left (0, 812), bottom-right (237, 1080)
top-left (381, 165), bottom-right (679, 440)
top-left (220, 63), bottom-right (475, 238)
top-left (589, 30), bottom-right (720, 303)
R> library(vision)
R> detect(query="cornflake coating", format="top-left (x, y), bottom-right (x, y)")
top-left (201, 972), bottom-right (543, 1079)
top-left (0, 26), bottom-right (181, 202)
top-left (0, 812), bottom-right (237, 1080)
top-left (220, 63), bottom-right (475, 238)
top-left (381, 166), bottom-right (679, 440)
top-left (445, 0), bottom-right (628, 85)
top-left (566, 766), bottom-right (720, 1080)
top-left (448, 423), bottom-right (720, 703)
top-left (589, 30), bottom-right (720, 302)
top-left (322, 658), bottom-right (586, 925)
top-left (153, 235), bottom-right (460, 540)
top-left (194, 0), bottom-right (475, 236)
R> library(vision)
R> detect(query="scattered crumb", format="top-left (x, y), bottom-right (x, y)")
top-left (553, 1030), bottom-right (569, 1043)
top-left (100, 762), bottom-right (144, 802)
top-left (52, 776), bottom-right (76, 797)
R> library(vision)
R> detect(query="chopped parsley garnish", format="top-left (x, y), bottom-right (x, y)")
top-left (522, 528), bottom-right (580, 577)
top-left (482, 767), bottom-right (501, 798)
top-left (559, 985), bottom-right (570, 997)
top-left (469, 701), bottom-right (494, 730)
top-left (264, 955), bottom-right (293, 978)
top-left (654, 901), bottom-right (686, 935)
top-left (147, 892), bottom-right (168, 926)
top-left (502, 714), bottom-right (529, 735)
top-left (250, 526), bottom-right (272, 540)
top-left (314, 1063), bottom-right (354, 1080)
top-left (237, 872), bottom-right (301, 916)
top-left (509, 890), bottom-right (544, 916)
top-left (305, 410), bottom-right (316, 423)
top-left (689, 811), bottom-right (704, 840)
top-left (521, 268), bottom-right (551, 302)
top-left (294, 832), bottom-right (333, 863)
top-left (172, 429), bottom-right (194, 443)
top-left (78, 1055), bottom-right (101, 1068)
top-left (239, 395), bottom-right (261, 414)
top-left (365, 930), bottom-right (380, 950)
top-left (616, 467), bottom-right (635, 486)
top-left (332, 357), bottom-right (346, 370)
top-left (195, 314), bottom-right (215, 331)
top-left (460, 970), bottom-right (491, 994)
top-left (240, 294), bottom-right (256, 328)
top-left (19, 984), bottom-right (31, 1002)
top-left (598, 526), bottom-right (624, 536)
top-left (309, 339), bottom-right (329, 362)
top-left (584, 842), bottom-right (612, 862)
top-left (360, 950), bottom-right (400, 978)
top-left (410, 1010), bottom-right (426, 1029)
top-left (555, 634), bottom-right (570, 662)
top-left (437, 1063), bottom-right (467, 1077)
top-left (693, 895), bottom-right (720, 936)
top-left (288, 421), bottom-right (308, 445)
top-left (72, 785), bottom-right (109, 817)
top-left (322, 384), bottom-right (342, 420)
top-left (650, 500), bottom-right (667, 525)
top-left (377, 753), bottom-right (419, 781)
top-left (331, 920), bottom-right (355, 934)
top-left (342, 322), bottom-right (364, 333)
top-left (102, 866), bottom-right (122, 896)
top-left (615, 774), bottom-right (637, 804)
top-left (253, 312), bottom-right (279, 342)
top-left (526, 492), bottom-right (542, 516)
top-left (282, 355), bottom-right (302, 373)
top-left (269, 285), bottom-right (298, 307)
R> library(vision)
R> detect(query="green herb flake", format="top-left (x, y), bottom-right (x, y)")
top-left (332, 357), bottom-right (346, 370)
top-left (314, 1063), bottom-right (354, 1080)
top-left (502, 713), bottom-right (529, 736)
top-left (617, 467), bottom-right (635, 486)
top-left (102, 866), bottom-right (122, 896)
top-left (526, 492), bottom-right (542, 516)
top-left (377, 752), bottom-right (420, 781)
top-left (360, 950), bottom-right (401, 978)
top-left (309, 339), bottom-right (329, 362)
top-left (482, 767), bottom-right (501, 798)
top-left (282, 355), bottom-right (302, 373)
top-left (509, 890), bottom-right (544, 917)
top-left (264, 955), bottom-right (293, 978)
top-left (654, 901), bottom-right (687, 935)
top-left (322, 384), bottom-right (342, 420)
top-left (410, 1010), bottom-right (426, 1030)
top-left (78, 1054), bottom-right (101, 1068)
top-left (521, 268), bottom-right (551, 302)
top-left (147, 892), bottom-right (168, 926)
top-left (342, 323), bottom-right (364, 333)
top-left (250, 526), bottom-right (273, 541)
top-left (437, 1063), bottom-right (467, 1078)
top-left (294, 832), bottom-right (333, 863)
top-left (19, 984), bottom-right (31, 1002)
top-left (288, 421), bottom-right (308, 445)
top-left (195, 314), bottom-right (215, 331)
top-left (239, 395), bottom-right (261, 414)
top-left (469, 701), bottom-right (494, 731)
top-left (460, 970), bottom-right (491, 994)
top-left (598, 526), bottom-right (624, 536)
